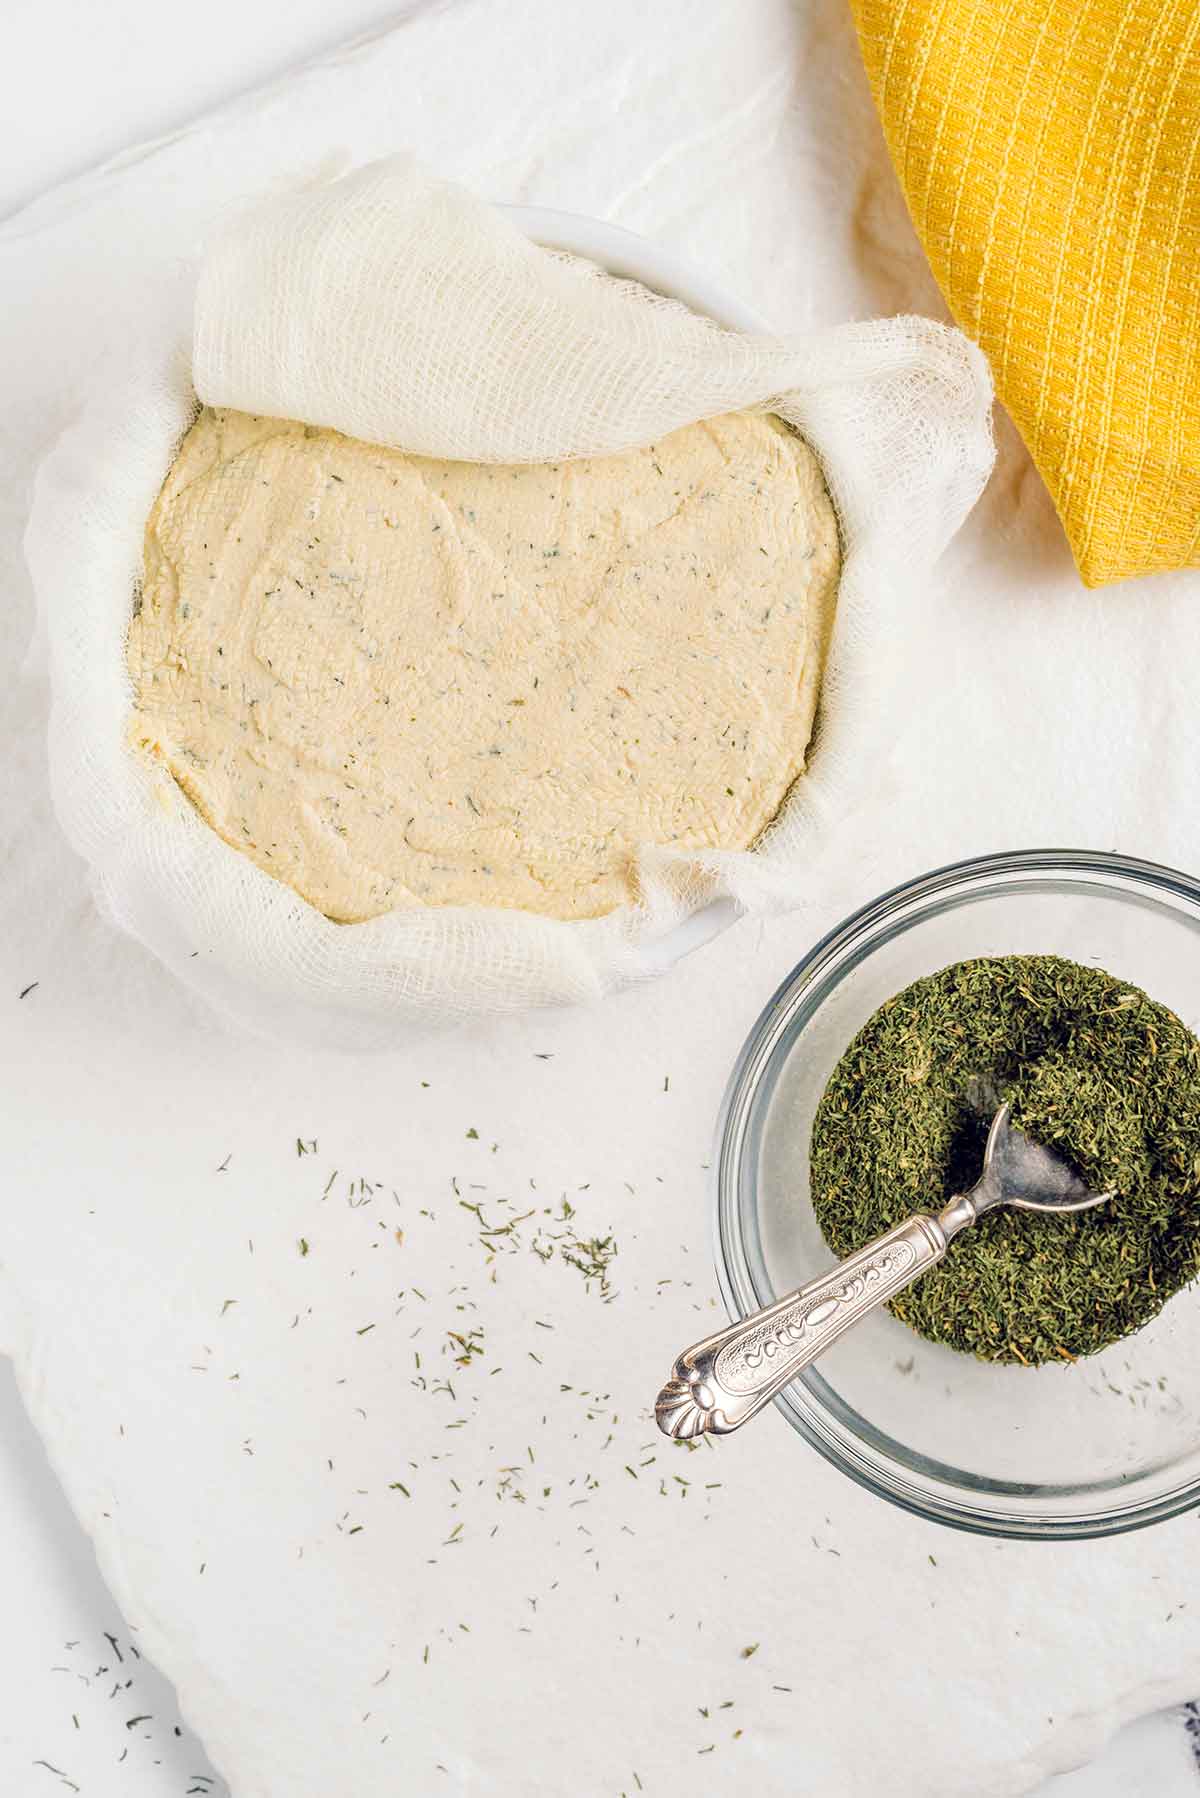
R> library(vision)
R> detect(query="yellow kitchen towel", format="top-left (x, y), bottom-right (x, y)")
top-left (850, 0), bottom-right (1200, 586)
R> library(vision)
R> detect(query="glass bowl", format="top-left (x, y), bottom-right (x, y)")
top-left (714, 849), bottom-right (1200, 1538)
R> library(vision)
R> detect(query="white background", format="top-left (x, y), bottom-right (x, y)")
top-left (2, 5), bottom-right (1197, 1794)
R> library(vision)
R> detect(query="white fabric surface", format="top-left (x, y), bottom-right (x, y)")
top-left (3, 2), bottom-right (1200, 1795)
top-left (28, 154), bottom-right (989, 1039)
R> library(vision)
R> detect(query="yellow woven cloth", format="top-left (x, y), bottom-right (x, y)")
top-left (850, 0), bottom-right (1200, 586)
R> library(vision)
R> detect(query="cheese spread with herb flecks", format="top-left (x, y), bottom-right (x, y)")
top-left (127, 407), bottom-right (839, 922)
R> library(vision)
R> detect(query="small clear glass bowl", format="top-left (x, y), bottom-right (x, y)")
top-left (714, 849), bottom-right (1200, 1538)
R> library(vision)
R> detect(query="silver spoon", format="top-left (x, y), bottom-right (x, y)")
top-left (655, 1104), bottom-right (1111, 1441)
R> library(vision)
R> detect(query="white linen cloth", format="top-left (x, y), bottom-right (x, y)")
top-left (3, 3), bottom-right (1200, 1795)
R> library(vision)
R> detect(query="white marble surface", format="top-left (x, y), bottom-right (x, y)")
top-left (2, 4), bottom-right (1200, 1795)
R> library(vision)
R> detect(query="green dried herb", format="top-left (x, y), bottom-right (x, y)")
top-left (809, 954), bottom-right (1200, 1363)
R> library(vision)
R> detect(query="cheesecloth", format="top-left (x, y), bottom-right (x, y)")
top-left (26, 155), bottom-right (993, 1043)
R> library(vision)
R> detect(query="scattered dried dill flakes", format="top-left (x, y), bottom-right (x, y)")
top-left (809, 954), bottom-right (1200, 1364)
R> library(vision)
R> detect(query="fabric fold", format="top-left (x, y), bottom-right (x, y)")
top-left (850, 0), bottom-right (1200, 587)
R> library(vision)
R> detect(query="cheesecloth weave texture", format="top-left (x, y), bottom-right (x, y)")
top-left (28, 155), bottom-right (993, 1046)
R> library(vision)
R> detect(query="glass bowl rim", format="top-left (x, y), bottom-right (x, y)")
top-left (712, 846), bottom-right (1200, 1540)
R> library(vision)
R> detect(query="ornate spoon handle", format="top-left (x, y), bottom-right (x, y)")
top-left (655, 1211), bottom-right (953, 1439)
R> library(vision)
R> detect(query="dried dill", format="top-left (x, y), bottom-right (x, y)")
top-left (809, 954), bottom-right (1200, 1363)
